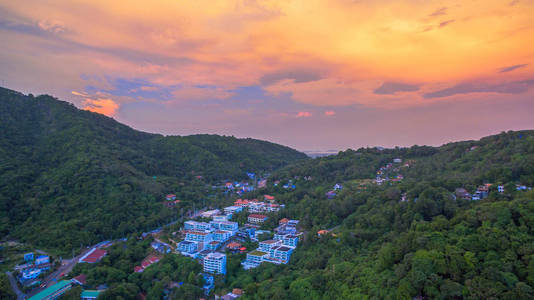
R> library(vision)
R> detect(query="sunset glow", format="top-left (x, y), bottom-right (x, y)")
top-left (1, 0), bottom-right (533, 150)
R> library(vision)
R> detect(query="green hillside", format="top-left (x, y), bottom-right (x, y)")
top-left (219, 130), bottom-right (534, 299)
top-left (0, 87), bottom-right (307, 252)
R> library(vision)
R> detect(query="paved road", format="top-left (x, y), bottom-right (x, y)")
top-left (25, 247), bottom-right (93, 298)
top-left (6, 271), bottom-right (25, 300)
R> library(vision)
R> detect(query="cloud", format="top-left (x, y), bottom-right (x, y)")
top-left (71, 91), bottom-right (89, 97)
top-left (498, 64), bottom-right (528, 73)
top-left (171, 85), bottom-right (234, 102)
top-left (82, 98), bottom-right (119, 116)
top-left (428, 7), bottom-right (447, 17)
top-left (424, 79), bottom-right (534, 98)
top-left (324, 110), bottom-right (336, 116)
top-left (260, 69), bottom-right (324, 85)
top-left (374, 82), bottom-right (419, 95)
top-left (37, 20), bottom-right (66, 33)
top-left (296, 111), bottom-right (312, 118)
top-left (438, 19), bottom-right (455, 27)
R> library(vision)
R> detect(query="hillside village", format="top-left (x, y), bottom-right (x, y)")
top-left (4, 144), bottom-right (534, 299)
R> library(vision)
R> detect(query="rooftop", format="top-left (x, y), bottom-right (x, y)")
top-left (28, 280), bottom-right (72, 300)
top-left (248, 250), bottom-right (268, 256)
top-left (72, 274), bottom-right (87, 285)
top-left (81, 290), bottom-right (101, 298)
top-left (80, 248), bottom-right (107, 263)
top-left (205, 252), bottom-right (226, 259)
top-left (248, 214), bottom-right (268, 219)
top-left (260, 240), bottom-right (280, 244)
top-left (277, 246), bottom-right (293, 252)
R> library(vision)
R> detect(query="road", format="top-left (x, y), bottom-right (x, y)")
top-left (24, 247), bottom-right (93, 298)
top-left (6, 271), bottom-right (25, 300)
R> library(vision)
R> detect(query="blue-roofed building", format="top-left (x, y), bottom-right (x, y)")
top-left (177, 241), bottom-right (198, 254)
top-left (24, 252), bottom-right (34, 262)
top-left (35, 255), bottom-right (50, 265)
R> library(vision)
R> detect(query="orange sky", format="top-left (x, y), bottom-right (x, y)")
top-left (1, 0), bottom-right (533, 150)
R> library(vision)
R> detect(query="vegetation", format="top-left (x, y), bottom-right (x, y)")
top-left (0, 87), bottom-right (306, 254)
top-left (0, 273), bottom-right (16, 300)
top-left (2, 87), bottom-right (534, 299)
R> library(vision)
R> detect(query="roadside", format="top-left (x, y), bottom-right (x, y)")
top-left (5, 271), bottom-right (25, 300)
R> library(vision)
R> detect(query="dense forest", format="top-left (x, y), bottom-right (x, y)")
top-left (0, 87), bottom-right (306, 253)
top-left (2, 87), bottom-right (534, 299)
top-left (55, 130), bottom-right (534, 300)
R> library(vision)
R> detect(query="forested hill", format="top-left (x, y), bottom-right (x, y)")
top-left (230, 131), bottom-right (534, 299)
top-left (0, 87), bottom-right (306, 251)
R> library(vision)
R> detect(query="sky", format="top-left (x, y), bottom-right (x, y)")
top-left (1, 0), bottom-right (533, 151)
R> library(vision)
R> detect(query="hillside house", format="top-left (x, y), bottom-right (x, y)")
top-left (248, 214), bottom-right (268, 224)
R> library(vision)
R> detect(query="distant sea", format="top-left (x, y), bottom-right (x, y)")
top-left (303, 150), bottom-right (340, 158)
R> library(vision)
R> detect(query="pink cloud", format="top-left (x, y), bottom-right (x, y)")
top-left (324, 110), bottom-right (336, 116)
top-left (296, 111), bottom-right (312, 118)
top-left (82, 98), bottom-right (119, 117)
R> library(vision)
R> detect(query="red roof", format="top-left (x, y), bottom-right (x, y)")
top-left (137, 254), bottom-right (160, 271)
top-left (72, 274), bottom-right (87, 285)
top-left (279, 218), bottom-right (289, 224)
top-left (81, 248), bottom-right (107, 263)
top-left (248, 214), bottom-right (268, 219)
top-left (134, 266), bottom-right (144, 273)
top-left (227, 242), bottom-right (242, 249)
top-left (264, 195), bottom-right (275, 200)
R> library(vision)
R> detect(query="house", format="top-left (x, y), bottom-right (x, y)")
top-left (203, 252), bottom-right (226, 275)
top-left (202, 274), bottom-right (214, 295)
top-left (151, 242), bottom-right (171, 254)
top-left (498, 185), bottom-right (505, 193)
top-left (264, 195), bottom-right (275, 202)
top-left (333, 184), bottom-right (343, 191)
top-left (213, 230), bottom-right (232, 243)
top-left (282, 235), bottom-right (299, 247)
top-left (393, 158), bottom-right (402, 163)
top-left (317, 230), bottom-right (329, 237)
top-left (248, 214), bottom-right (268, 224)
top-left (271, 246), bottom-right (294, 264)
top-left (210, 221), bottom-right (239, 232)
top-left (455, 188), bottom-right (471, 200)
top-left (234, 199), bottom-right (250, 207)
top-left (223, 206), bottom-right (243, 214)
top-left (258, 240), bottom-right (282, 252)
top-left (134, 255), bottom-right (160, 273)
top-left (28, 280), bottom-right (72, 300)
top-left (206, 241), bottom-right (220, 251)
top-left (258, 179), bottom-right (267, 188)
top-left (212, 214), bottom-right (230, 222)
top-left (222, 288), bottom-right (243, 300)
top-left (242, 250), bottom-right (268, 269)
top-left (226, 242), bottom-right (244, 253)
top-left (166, 194), bottom-right (177, 201)
top-left (185, 231), bottom-right (213, 243)
top-left (79, 248), bottom-right (107, 263)
top-left (81, 290), bottom-right (102, 300)
top-left (279, 218), bottom-right (289, 225)
top-left (21, 269), bottom-right (42, 281)
top-left (201, 209), bottom-right (221, 218)
top-left (178, 241), bottom-right (198, 254)
top-left (71, 274), bottom-right (87, 285)
top-left (184, 221), bottom-right (211, 231)
top-left (35, 255), bottom-right (50, 265)
top-left (24, 252), bottom-right (34, 262)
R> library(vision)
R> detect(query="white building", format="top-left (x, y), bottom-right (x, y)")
top-left (223, 206), bottom-right (243, 214)
top-left (184, 221), bottom-right (212, 231)
top-left (203, 252), bottom-right (226, 275)
top-left (201, 209), bottom-right (221, 218)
